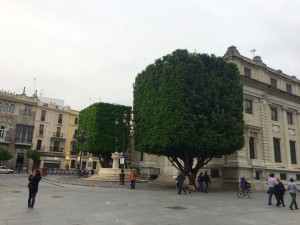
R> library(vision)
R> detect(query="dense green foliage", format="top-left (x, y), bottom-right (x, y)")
top-left (78, 102), bottom-right (132, 167)
top-left (133, 49), bottom-right (244, 176)
top-left (26, 150), bottom-right (41, 162)
top-left (0, 147), bottom-right (13, 165)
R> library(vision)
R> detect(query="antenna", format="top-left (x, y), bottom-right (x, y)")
top-left (251, 49), bottom-right (256, 57)
top-left (33, 77), bottom-right (36, 93)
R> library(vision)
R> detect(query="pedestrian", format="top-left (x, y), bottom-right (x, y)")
top-left (197, 172), bottom-right (204, 192)
top-left (27, 169), bottom-right (42, 209)
top-left (287, 178), bottom-right (299, 210)
top-left (130, 169), bottom-right (137, 189)
top-left (188, 172), bottom-right (196, 193)
top-left (176, 171), bottom-right (186, 195)
top-left (203, 171), bottom-right (211, 193)
top-left (274, 177), bottom-right (285, 207)
top-left (267, 173), bottom-right (277, 205)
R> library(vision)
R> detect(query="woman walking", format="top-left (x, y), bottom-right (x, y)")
top-left (27, 169), bottom-right (42, 209)
top-left (287, 178), bottom-right (299, 210)
top-left (274, 178), bottom-right (285, 207)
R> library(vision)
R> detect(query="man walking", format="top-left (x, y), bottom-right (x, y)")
top-left (267, 173), bottom-right (277, 205)
top-left (176, 171), bottom-right (186, 195)
top-left (203, 171), bottom-right (211, 193)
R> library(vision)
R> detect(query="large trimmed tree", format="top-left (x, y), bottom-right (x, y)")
top-left (78, 102), bottom-right (132, 168)
top-left (133, 49), bottom-right (244, 181)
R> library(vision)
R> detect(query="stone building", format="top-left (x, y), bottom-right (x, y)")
top-left (131, 46), bottom-right (300, 190)
top-left (0, 88), bottom-right (38, 170)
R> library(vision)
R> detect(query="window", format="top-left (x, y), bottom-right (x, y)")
top-left (270, 78), bottom-right (277, 88)
top-left (287, 112), bottom-right (293, 125)
top-left (56, 127), bottom-right (61, 137)
top-left (273, 138), bottom-right (281, 163)
top-left (296, 174), bottom-right (300, 181)
top-left (58, 114), bottom-right (63, 124)
top-left (140, 152), bottom-right (144, 161)
top-left (39, 124), bottom-right (44, 135)
top-left (244, 100), bottom-right (253, 114)
top-left (0, 125), bottom-right (6, 139)
top-left (271, 107), bottom-right (278, 121)
top-left (286, 83), bottom-right (292, 93)
top-left (255, 171), bottom-right (260, 180)
top-left (41, 110), bottom-right (46, 121)
top-left (211, 169), bottom-right (220, 178)
top-left (24, 107), bottom-right (31, 117)
top-left (74, 118), bottom-right (78, 125)
top-left (15, 125), bottom-right (34, 143)
top-left (244, 67), bottom-right (251, 77)
top-left (290, 141), bottom-right (297, 164)
top-left (249, 137), bottom-right (255, 159)
top-left (36, 140), bottom-right (42, 150)
top-left (280, 173), bottom-right (287, 180)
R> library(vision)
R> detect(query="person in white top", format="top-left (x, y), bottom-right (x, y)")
top-left (287, 178), bottom-right (299, 210)
top-left (267, 173), bottom-right (277, 205)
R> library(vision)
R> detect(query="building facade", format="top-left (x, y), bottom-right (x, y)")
top-left (131, 46), bottom-right (300, 190)
top-left (0, 88), bottom-right (38, 170)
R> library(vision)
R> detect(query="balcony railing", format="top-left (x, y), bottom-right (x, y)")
top-left (50, 147), bottom-right (64, 152)
top-left (70, 151), bottom-right (77, 156)
top-left (52, 132), bottom-right (64, 138)
top-left (15, 138), bottom-right (32, 145)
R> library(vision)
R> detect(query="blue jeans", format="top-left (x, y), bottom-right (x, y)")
top-left (28, 188), bottom-right (38, 208)
top-left (268, 187), bottom-right (275, 204)
top-left (198, 182), bottom-right (203, 192)
top-left (290, 193), bottom-right (298, 209)
top-left (130, 180), bottom-right (136, 189)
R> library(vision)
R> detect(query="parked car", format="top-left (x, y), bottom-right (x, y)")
top-left (0, 166), bottom-right (14, 174)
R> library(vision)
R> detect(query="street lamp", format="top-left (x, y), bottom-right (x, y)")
top-left (115, 111), bottom-right (129, 185)
top-left (75, 129), bottom-right (89, 176)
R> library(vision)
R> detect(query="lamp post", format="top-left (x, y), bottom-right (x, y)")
top-left (115, 111), bottom-right (129, 185)
top-left (75, 129), bottom-right (89, 177)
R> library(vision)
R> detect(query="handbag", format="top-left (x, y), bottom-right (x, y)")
top-left (27, 182), bottom-right (33, 188)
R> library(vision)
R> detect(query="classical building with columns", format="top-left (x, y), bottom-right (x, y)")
top-left (131, 46), bottom-right (300, 190)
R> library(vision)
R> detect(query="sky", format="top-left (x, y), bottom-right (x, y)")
top-left (1, 0), bottom-right (300, 111)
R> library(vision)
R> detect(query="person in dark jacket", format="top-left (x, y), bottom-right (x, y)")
top-left (197, 172), bottom-right (204, 192)
top-left (274, 177), bottom-right (285, 207)
top-left (28, 169), bottom-right (42, 208)
top-left (176, 171), bottom-right (186, 195)
top-left (203, 171), bottom-right (211, 193)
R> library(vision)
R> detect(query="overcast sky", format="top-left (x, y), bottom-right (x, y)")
top-left (1, 0), bottom-right (300, 111)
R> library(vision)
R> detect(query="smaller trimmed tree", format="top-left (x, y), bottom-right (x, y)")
top-left (26, 150), bottom-right (41, 162)
top-left (0, 147), bottom-right (13, 165)
top-left (26, 150), bottom-right (41, 171)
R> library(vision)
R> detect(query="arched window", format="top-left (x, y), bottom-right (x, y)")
top-left (9, 104), bottom-right (14, 114)
top-left (3, 103), bottom-right (8, 113)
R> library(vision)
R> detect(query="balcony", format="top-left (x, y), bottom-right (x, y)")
top-left (15, 138), bottom-right (32, 146)
top-left (70, 150), bottom-right (77, 156)
top-left (52, 132), bottom-right (65, 139)
top-left (50, 146), bottom-right (64, 152)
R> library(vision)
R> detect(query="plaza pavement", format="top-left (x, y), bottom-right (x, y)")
top-left (1, 174), bottom-right (300, 225)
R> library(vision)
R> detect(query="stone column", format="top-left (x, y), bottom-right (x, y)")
top-left (111, 152), bottom-right (121, 169)
top-left (281, 106), bottom-right (291, 166)
top-left (259, 94), bottom-right (273, 164)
